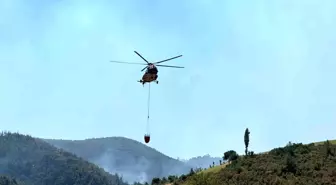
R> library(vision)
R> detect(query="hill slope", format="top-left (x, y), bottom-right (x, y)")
top-left (0, 176), bottom-right (22, 185)
top-left (44, 137), bottom-right (191, 183)
top-left (178, 141), bottom-right (336, 185)
top-left (314, 139), bottom-right (336, 145)
top-left (0, 132), bottom-right (129, 185)
top-left (182, 155), bottom-right (222, 169)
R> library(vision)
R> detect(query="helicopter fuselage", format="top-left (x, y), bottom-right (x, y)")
top-left (141, 73), bottom-right (158, 82)
top-left (139, 65), bottom-right (158, 84)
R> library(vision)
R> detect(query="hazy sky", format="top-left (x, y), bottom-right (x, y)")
top-left (1, 0), bottom-right (336, 159)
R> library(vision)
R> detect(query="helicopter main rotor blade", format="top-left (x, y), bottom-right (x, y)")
top-left (110, 61), bottom-right (147, 65)
top-left (154, 55), bottom-right (183, 64)
top-left (156, 64), bottom-right (184, 68)
top-left (141, 66), bottom-right (148, 72)
top-left (134, 51), bottom-right (150, 64)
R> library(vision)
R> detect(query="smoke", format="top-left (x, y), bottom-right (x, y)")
top-left (91, 149), bottom-right (193, 183)
top-left (91, 148), bottom-right (151, 183)
top-left (44, 138), bottom-right (192, 184)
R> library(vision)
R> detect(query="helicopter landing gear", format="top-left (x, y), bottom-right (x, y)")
top-left (138, 80), bottom-right (145, 86)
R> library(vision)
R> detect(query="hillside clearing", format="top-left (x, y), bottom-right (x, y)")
top-left (199, 163), bottom-right (229, 174)
top-left (314, 139), bottom-right (336, 145)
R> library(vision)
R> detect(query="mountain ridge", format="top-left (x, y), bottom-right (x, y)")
top-left (44, 136), bottom-right (192, 183)
top-left (0, 132), bottom-right (129, 185)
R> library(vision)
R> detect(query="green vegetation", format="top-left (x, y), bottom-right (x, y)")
top-left (314, 139), bottom-right (336, 146)
top-left (1, 130), bottom-right (335, 185)
top-left (148, 130), bottom-right (336, 185)
top-left (0, 132), bottom-right (129, 185)
top-left (223, 150), bottom-right (239, 162)
top-left (198, 163), bottom-right (228, 174)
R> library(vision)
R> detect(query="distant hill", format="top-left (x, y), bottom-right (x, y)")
top-left (44, 137), bottom-right (192, 183)
top-left (182, 155), bottom-right (222, 169)
top-left (0, 132), bottom-right (129, 185)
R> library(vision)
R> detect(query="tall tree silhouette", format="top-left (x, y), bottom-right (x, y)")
top-left (244, 128), bottom-right (250, 155)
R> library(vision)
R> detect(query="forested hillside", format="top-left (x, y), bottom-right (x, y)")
top-left (0, 132), bottom-right (129, 185)
top-left (151, 140), bottom-right (336, 185)
top-left (2, 131), bottom-right (334, 185)
top-left (44, 137), bottom-right (191, 183)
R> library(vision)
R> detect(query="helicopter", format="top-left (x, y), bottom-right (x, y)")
top-left (110, 51), bottom-right (184, 85)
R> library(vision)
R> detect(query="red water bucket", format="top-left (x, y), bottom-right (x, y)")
top-left (144, 134), bottom-right (150, 143)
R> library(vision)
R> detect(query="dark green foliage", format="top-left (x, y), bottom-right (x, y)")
top-left (324, 140), bottom-right (334, 157)
top-left (151, 177), bottom-right (160, 185)
top-left (168, 175), bottom-right (177, 183)
top-left (188, 168), bottom-right (195, 176)
top-left (247, 151), bottom-right (254, 156)
top-left (160, 177), bottom-right (167, 184)
top-left (283, 154), bottom-right (297, 173)
top-left (0, 132), bottom-right (129, 185)
top-left (151, 175), bottom-right (185, 185)
top-left (269, 142), bottom-right (309, 157)
top-left (179, 174), bottom-right (187, 181)
top-left (186, 172), bottom-right (220, 185)
top-left (180, 141), bottom-right (336, 185)
top-left (244, 128), bottom-right (250, 155)
top-left (223, 150), bottom-right (239, 162)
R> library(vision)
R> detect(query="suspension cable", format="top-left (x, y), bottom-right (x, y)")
top-left (146, 83), bottom-right (151, 134)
